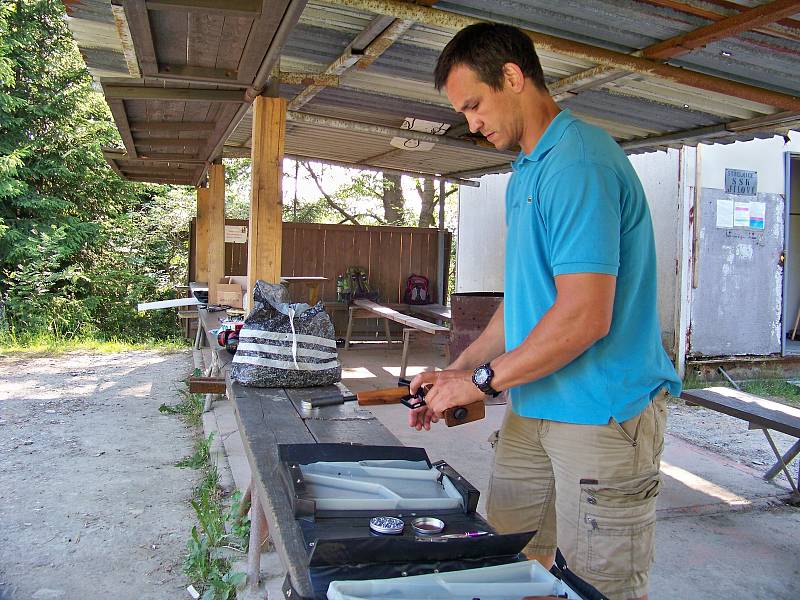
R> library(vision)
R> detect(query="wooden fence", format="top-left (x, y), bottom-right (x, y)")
top-left (189, 219), bottom-right (451, 304)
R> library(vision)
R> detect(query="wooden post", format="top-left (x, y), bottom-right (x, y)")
top-left (207, 163), bottom-right (226, 305)
top-left (248, 95), bottom-right (286, 303)
top-left (195, 186), bottom-right (210, 283)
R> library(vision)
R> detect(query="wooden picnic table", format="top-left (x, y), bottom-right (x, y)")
top-left (228, 378), bottom-right (402, 595)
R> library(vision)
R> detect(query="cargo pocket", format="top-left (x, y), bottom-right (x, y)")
top-left (577, 472), bottom-right (660, 580)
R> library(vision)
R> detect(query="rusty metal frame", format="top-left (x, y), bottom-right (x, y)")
top-left (327, 0), bottom-right (800, 111)
top-left (550, 0), bottom-right (800, 102)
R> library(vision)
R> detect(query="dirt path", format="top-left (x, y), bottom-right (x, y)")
top-left (0, 351), bottom-right (197, 600)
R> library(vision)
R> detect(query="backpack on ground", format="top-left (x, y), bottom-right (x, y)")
top-left (404, 274), bottom-right (431, 305)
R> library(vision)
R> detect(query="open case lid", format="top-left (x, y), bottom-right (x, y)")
top-left (278, 444), bottom-right (479, 517)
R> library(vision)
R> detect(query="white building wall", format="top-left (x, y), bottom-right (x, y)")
top-left (455, 173), bottom-right (509, 293)
top-left (628, 149), bottom-right (681, 351)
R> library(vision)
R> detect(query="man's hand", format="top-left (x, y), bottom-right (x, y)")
top-left (407, 370), bottom-right (485, 431)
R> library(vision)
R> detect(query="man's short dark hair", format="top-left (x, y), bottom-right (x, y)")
top-left (434, 23), bottom-right (547, 92)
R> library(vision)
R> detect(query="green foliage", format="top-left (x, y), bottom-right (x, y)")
top-left (0, 0), bottom-right (190, 343)
top-left (740, 379), bottom-right (800, 407)
top-left (225, 490), bottom-right (250, 549)
top-left (159, 387), bottom-right (204, 428)
top-left (177, 433), bottom-right (214, 469)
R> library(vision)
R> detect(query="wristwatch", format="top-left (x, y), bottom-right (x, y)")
top-left (472, 363), bottom-right (501, 397)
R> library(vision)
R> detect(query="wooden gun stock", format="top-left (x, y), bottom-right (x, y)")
top-left (356, 387), bottom-right (485, 427)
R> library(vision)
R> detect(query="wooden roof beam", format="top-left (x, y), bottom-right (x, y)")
top-left (122, 0), bottom-right (158, 76)
top-left (106, 98), bottom-right (138, 158)
top-left (551, 0), bottom-right (800, 101)
top-left (134, 139), bottom-right (206, 148)
top-left (103, 84), bottom-right (246, 102)
top-left (145, 0), bottom-right (262, 16)
top-left (638, 0), bottom-right (800, 42)
top-left (644, 0), bottom-right (800, 60)
top-left (329, 0), bottom-right (800, 112)
top-left (130, 121), bottom-right (216, 132)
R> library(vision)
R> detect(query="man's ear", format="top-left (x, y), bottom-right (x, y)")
top-left (502, 63), bottom-right (525, 92)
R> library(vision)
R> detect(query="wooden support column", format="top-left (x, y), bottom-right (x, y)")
top-left (195, 186), bottom-right (210, 283)
top-left (207, 163), bottom-right (226, 305)
top-left (247, 96), bottom-right (286, 302)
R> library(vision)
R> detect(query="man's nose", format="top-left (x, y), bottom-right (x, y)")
top-left (467, 115), bottom-right (482, 134)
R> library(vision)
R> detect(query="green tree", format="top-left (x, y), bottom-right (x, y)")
top-left (0, 0), bottom-right (184, 341)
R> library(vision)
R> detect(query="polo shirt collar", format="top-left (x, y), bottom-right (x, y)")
top-left (512, 109), bottom-right (576, 170)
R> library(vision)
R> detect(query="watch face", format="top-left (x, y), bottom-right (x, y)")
top-left (473, 366), bottom-right (490, 385)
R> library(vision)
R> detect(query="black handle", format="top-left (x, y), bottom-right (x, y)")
top-left (452, 406), bottom-right (467, 420)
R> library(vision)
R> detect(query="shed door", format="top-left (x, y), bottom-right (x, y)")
top-left (689, 188), bottom-right (784, 356)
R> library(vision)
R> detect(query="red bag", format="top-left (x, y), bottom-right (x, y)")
top-left (404, 274), bottom-right (431, 305)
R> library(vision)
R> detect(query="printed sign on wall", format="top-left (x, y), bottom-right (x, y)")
top-left (725, 168), bottom-right (757, 196)
top-left (225, 225), bottom-right (248, 243)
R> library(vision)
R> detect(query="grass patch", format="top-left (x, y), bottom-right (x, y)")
top-left (161, 380), bottom-right (250, 599)
top-left (740, 379), bottom-right (800, 406)
top-left (0, 331), bottom-right (188, 357)
top-left (160, 387), bottom-right (204, 428)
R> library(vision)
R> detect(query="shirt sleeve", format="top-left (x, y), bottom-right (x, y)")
top-left (538, 162), bottom-right (622, 277)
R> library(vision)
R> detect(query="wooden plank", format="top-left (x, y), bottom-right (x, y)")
top-left (247, 96), bottom-right (286, 301)
top-left (123, 0), bottom-right (158, 76)
top-left (207, 164), bottom-right (226, 304)
top-left (104, 85), bottom-right (245, 102)
top-left (195, 186), bottom-right (210, 282)
top-left (406, 303), bottom-right (451, 321)
top-left (158, 65), bottom-right (240, 83)
top-left (106, 98), bottom-right (138, 158)
top-left (228, 379), bottom-right (316, 597)
top-left (188, 376), bottom-right (226, 394)
top-left (146, 0), bottom-right (262, 15)
top-left (353, 298), bottom-right (448, 335)
top-left (130, 120), bottom-right (216, 132)
top-left (236, 0), bottom-right (290, 83)
top-left (216, 14), bottom-right (253, 71)
top-left (681, 387), bottom-right (800, 438)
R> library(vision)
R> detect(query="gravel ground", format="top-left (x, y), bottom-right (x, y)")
top-left (0, 350), bottom-right (197, 600)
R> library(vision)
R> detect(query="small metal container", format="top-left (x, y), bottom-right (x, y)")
top-left (411, 517), bottom-right (445, 535)
top-left (369, 516), bottom-right (404, 535)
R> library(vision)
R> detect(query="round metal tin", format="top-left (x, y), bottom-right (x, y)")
top-left (411, 517), bottom-right (445, 535)
top-left (369, 516), bottom-right (404, 535)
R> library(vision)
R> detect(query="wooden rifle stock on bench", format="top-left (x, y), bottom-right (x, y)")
top-left (357, 386), bottom-right (485, 427)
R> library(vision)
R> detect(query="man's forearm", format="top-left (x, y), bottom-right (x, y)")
top-left (448, 301), bottom-right (505, 371)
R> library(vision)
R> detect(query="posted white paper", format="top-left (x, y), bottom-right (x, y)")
top-left (716, 199), bottom-right (734, 228)
top-left (733, 201), bottom-right (750, 227)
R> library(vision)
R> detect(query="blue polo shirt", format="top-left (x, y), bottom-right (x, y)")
top-left (504, 109), bottom-right (681, 425)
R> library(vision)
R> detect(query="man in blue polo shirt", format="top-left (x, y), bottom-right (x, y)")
top-left (408, 23), bottom-right (681, 600)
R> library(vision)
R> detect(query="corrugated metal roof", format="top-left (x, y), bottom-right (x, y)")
top-left (64, 0), bottom-right (800, 183)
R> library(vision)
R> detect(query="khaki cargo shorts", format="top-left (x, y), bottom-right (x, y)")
top-left (486, 391), bottom-right (667, 600)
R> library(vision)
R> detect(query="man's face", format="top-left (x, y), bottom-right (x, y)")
top-left (444, 64), bottom-right (519, 151)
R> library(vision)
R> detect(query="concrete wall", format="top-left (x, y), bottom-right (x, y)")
top-left (628, 149), bottom-right (681, 351)
top-left (456, 173), bottom-right (509, 293)
top-left (688, 135), bottom-right (796, 356)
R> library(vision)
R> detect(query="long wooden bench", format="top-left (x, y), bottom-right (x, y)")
top-left (344, 298), bottom-right (450, 378)
top-left (681, 387), bottom-right (800, 493)
top-left (228, 378), bottom-right (404, 595)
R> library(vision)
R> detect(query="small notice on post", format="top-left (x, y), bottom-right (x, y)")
top-left (225, 225), bottom-right (248, 244)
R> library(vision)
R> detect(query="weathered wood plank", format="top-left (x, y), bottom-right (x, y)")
top-left (681, 387), bottom-right (800, 437)
top-left (353, 298), bottom-right (448, 335)
top-left (228, 379), bottom-right (316, 597)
